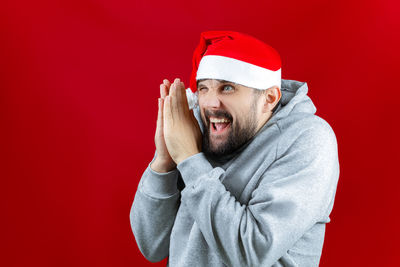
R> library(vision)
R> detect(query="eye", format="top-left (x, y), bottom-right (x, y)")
top-left (198, 87), bottom-right (208, 93)
top-left (222, 84), bottom-right (234, 92)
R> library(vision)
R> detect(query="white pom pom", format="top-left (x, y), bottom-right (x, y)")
top-left (186, 88), bottom-right (198, 110)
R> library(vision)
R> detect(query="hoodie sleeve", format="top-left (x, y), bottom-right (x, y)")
top-left (129, 162), bottom-right (180, 263)
top-left (177, 123), bottom-right (340, 266)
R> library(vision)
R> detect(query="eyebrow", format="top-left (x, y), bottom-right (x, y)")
top-left (197, 79), bottom-right (237, 87)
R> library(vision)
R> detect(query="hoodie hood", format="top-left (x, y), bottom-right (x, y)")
top-left (266, 79), bottom-right (317, 126)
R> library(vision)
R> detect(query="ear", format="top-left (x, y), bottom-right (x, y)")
top-left (261, 86), bottom-right (281, 113)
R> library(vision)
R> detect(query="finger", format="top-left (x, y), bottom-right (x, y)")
top-left (175, 79), bottom-right (190, 115)
top-left (163, 79), bottom-right (171, 95)
top-left (164, 95), bottom-right (173, 124)
top-left (169, 79), bottom-right (177, 98)
top-left (173, 78), bottom-right (187, 114)
top-left (168, 81), bottom-right (180, 115)
top-left (160, 84), bottom-right (167, 99)
top-left (157, 98), bottom-right (164, 131)
top-left (174, 79), bottom-right (183, 109)
top-left (179, 80), bottom-right (189, 108)
top-left (170, 92), bottom-right (180, 117)
top-left (172, 79), bottom-right (183, 114)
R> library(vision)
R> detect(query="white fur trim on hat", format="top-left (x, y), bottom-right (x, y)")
top-left (196, 55), bottom-right (281, 90)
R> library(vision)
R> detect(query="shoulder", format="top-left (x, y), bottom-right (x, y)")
top-left (275, 114), bottom-right (338, 158)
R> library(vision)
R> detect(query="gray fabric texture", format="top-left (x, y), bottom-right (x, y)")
top-left (130, 79), bottom-right (340, 267)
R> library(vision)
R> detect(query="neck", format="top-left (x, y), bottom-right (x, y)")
top-left (256, 111), bottom-right (272, 134)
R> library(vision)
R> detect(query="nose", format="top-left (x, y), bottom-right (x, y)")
top-left (200, 89), bottom-right (221, 109)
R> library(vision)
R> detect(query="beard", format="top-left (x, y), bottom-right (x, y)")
top-left (201, 108), bottom-right (258, 159)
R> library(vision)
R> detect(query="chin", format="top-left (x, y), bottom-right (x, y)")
top-left (209, 145), bottom-right (222, 154)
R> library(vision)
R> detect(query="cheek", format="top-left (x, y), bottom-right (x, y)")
top-left (232, 107), bottom-right (252, 128)
top-left (198, 95), bottom-right (204, 104)
top-left (198, 94), bottom-right (208, 108)
top-left (198, 100), bottom-right (206, 116)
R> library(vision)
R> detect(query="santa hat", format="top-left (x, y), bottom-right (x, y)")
top-left (189, 31), bottom-right (281, 92)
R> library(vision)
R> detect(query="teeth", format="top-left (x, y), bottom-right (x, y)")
top-left (210, 118), bottom-right (230, 123)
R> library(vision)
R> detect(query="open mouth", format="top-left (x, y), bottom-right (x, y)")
top-left (209, 117), bottom-right (231, 135)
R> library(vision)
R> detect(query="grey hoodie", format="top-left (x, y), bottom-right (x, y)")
top-left (130, 79), bottom-right (340, 267)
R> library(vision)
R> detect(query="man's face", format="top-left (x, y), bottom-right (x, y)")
top-left (197, 79), bottom-right (265, 158)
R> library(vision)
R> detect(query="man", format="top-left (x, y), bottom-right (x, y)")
top-left (130, 31), bottom-right (340, 267)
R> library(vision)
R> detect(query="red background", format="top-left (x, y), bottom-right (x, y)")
top-left (2, 0), bottom-right (399, 266)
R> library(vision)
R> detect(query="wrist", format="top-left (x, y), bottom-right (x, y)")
top-left (151, 157), bottom-right (176, 173)
top-left (176, 150), bottom-right (200, 165)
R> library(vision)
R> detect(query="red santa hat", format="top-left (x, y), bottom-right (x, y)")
top-left (189, 31), bottom-right (281, 92)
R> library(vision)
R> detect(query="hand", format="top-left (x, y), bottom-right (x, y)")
top-left (163, 78), bottom-right (202, 165)
top-left (150, 79), bottom-right (176, 173)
